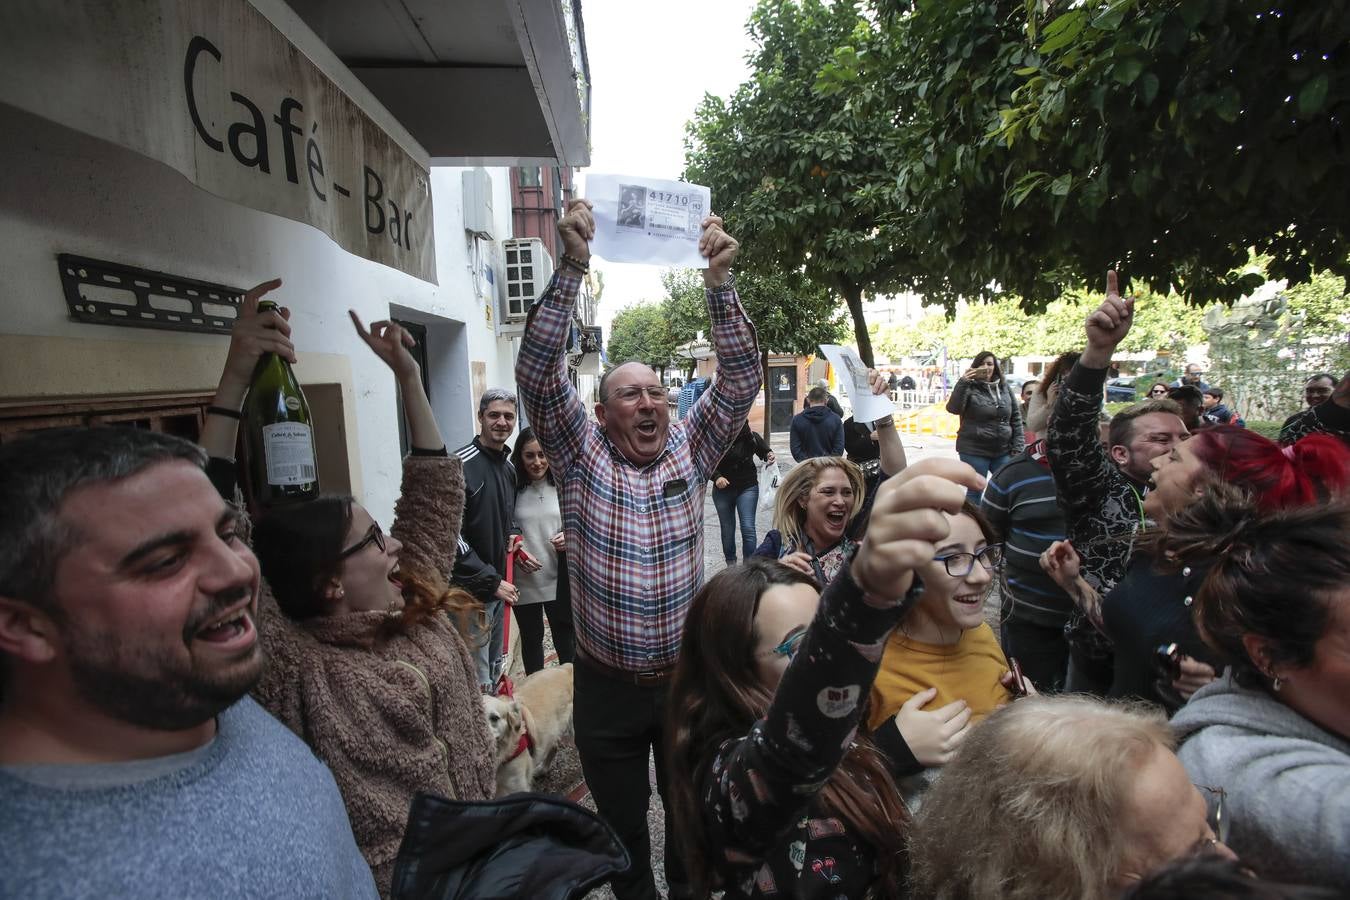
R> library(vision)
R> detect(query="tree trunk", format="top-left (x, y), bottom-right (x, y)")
top-left (761, 348), bottom-right (772, 442)
top-left (842, 282), bottom-right (874, 367)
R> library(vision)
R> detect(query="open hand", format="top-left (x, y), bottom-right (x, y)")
top-left (850, 457), bottom-right (984, 601)
top-left (894, 688), bottom-right (972, 767)
top-left (558, 199), bottom-right (595, 264)
top-left (349, 311), bottom-right (419, 381)
top-left (699, 215), bottom-right (739, 286)
top-left (221, 279), bottom-right (291, 387)
top-left (779, 551), bottom-right (817, 581)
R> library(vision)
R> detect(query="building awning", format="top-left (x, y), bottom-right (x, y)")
top-left (285, 0), bottom-right (591, 167)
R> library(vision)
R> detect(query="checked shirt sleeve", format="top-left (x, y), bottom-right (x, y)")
top-left (684, 281), bottom-right (761, 480)
top-left (1046, 362), bottom-right (1115, 529)
top-left (515, 270), bottom-right (590, 477)
top-left (700, 568), bottom-right (912, 857)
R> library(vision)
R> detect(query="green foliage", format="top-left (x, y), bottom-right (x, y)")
top-left (605, 301), bottom-right (683, 374)
top-left (839, 0), bottom-right (1350, 308)
top-left (683, 0), bottom-right (921, 365)
top-left (873, 286), bottom-right (1207, 360)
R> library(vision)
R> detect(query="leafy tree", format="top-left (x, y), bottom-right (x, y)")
top-left (606, 302), bottom-right (682, 376)
top-left (683, 0), bottom-right (920, 366)
top-left (848, 0), bottom-right (1350, 307)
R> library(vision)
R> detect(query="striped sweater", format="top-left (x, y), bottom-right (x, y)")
top-left (980, 443), bottom-right (1075, 628)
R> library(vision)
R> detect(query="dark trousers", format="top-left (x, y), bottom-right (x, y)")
top-left (1001, 617), bottom-right (1070, 693)
top-left (513, 597), bottom-right (575, 674)
top-left (573, 657), bottom-right (686, 900)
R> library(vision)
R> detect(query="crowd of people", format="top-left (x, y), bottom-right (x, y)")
top-left (1, 201), bottom-right (1347, 900)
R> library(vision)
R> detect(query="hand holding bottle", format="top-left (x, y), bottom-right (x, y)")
top-left (220, 279), bottom-right (292, 392)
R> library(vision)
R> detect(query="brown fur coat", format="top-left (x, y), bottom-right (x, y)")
top-left (252, 455), bottom-right (496, 896)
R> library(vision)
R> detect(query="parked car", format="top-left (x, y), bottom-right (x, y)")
top-left (1106, 377), bottom-right (1137, 403)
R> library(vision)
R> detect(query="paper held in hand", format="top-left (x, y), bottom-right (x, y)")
top-left (585, 173), bottom-right (712, 267)
top-left (818, 344), bottom-right (895, 423)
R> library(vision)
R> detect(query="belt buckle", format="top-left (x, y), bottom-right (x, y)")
top-left (635, 669), bottom-right (664, 685)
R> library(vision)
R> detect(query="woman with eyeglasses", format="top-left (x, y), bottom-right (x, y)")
top-left (1168, 487), bottom-right (1350, 889)
top-left (199, 295), bottom-right (495, 896)
top-left (666, 459), bottom-right (984, 900)
top-left (867, 502), bottom-right (1025, 796)
top-left (1147, 381), bottom-right (1172, 400)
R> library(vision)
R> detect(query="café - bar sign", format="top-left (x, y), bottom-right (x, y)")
top-left (0, 0), bottom-right (436, 283)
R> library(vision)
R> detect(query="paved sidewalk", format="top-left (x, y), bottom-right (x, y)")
top-left (531, 427), bottom-right (963, 898)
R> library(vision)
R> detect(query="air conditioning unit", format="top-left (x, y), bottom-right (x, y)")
top-left (501, 238), bottom-right (554, 323)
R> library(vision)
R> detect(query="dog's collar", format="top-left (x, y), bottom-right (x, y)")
top-left (506, 728), bottom-right (533, 763)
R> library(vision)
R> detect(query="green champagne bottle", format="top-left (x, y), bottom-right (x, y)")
top-left (241, 299), bottom-right (319, 507)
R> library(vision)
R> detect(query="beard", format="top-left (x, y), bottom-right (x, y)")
top-left (60, 619), bottom-right (263, 731)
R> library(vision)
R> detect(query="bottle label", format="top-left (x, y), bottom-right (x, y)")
top-left (262, 422), bottom-right (317, 485)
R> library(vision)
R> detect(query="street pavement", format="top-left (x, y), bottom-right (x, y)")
top-left (532, 424), bottom-right (963, 899)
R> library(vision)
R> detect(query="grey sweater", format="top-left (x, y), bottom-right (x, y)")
top-left (0, 696), bottom-right (377, 899)
top-left (1172, 670), bottom-right (1350, 887)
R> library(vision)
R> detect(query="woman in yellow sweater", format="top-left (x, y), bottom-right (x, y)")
top-left (867, 501), bottom-right (1022, 791)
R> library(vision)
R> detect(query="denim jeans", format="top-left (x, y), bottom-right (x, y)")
top-left (471, 597), bottom-right (507, 691)
top-left (712, 483), bottom-right (760, 563)
top-left (957, 451), bottom-right (1011, 503)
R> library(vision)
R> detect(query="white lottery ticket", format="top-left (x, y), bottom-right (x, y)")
top-left (585, 173), bottom-right (711, 267)
top-left (818, 345), bottom-right (894, 423)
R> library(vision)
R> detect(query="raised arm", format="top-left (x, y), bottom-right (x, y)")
top-left (514, 199), bottom-right (595, 477)
top-left (703, 459), bottom-right (984, 855)
top-left (865, 368), bottom-right (908, 477)
top-left (200, 278), bottom-right (290, 461)
top-left (683, 217), bottom-right (763, 477)
top-left (1047, 271), bottom-right (1132, 524)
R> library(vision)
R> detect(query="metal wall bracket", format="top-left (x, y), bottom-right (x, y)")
top-left (59, 255), bottom-right (244, 336)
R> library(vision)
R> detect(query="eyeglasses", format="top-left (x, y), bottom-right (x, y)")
top-left (1199, 785), bottom-right (1230, 847)
top-left (756, 630), bottom-right (807, 660)
top-left (609, 385), bottom-right (667, 403)
top-left (339, 523), bottom-right (386, 559)
top-left (933, 544), bottom-right (1003, 577)
top-left (1148, 387), bottom-right (1169, 397)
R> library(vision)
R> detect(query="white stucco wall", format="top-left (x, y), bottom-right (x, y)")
top-left (0, 102), bottom-right (515, 526)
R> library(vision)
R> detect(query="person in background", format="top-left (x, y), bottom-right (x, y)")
top-left (790, 386), bottom-right (845, 461)
top-left (945, 350), bottom-right (1024, 501)
top-left (510, 426), bottom-right (575, 674)
top-left (1020, 378), bottom-right (1039, 412)
top-left (452, 387), bottom-right (524, 692)
top-left (843, 414), bottom-right (881, 469)
top-left (1279, 372), bottom-right (1349, 446)
top-left (1168, 491), bottom-right (1350, 889)
top-left (515, 199), bottom-right (759, 900)
top-left (667, 459), bottom-right (985, 900)
top-left (1172, 363), bottom-right (1210, 392)
top-left (710, 422), bottom-right (775, 567)
top-left (1167, 385), bottom-right (1206, 432)
top-left (802, 378), bottom-right (845, 417)
top-left (982, 352), bottom-right (1080, 692)
top-left (909, 695), bottom-right (1235, 900)
top-left (0, 284), bottom-right (378, 898)
top-left (899, 373), bottom-right (917, 392)
top-left (1146, 381), bottom-right (1172, 401)
top-left (1046, 271), bottom-right (1189, 694)
top-left (1201, 388), bottom-right (1235, 425)
top-left (677, 375), bottom-right (711, 421)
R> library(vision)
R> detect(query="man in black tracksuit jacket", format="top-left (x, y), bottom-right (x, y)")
top-left (453, 388), bottom-right (521, 690)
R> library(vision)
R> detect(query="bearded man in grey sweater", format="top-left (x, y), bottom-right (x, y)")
top-left (0, 427), bottom-right (377, 899)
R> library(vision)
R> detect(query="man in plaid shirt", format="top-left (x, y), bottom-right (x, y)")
top-left (516, 199), bottom-right (760, 899)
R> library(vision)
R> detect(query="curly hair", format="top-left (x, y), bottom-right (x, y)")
top-left (909, 695), bottom-right (1173, 900)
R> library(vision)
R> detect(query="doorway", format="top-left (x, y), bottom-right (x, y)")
top-left (768, 365), bottom-right (797, 433)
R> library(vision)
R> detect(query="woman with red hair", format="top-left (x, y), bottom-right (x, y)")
top-left (1040, 426), bottom-right (1350, 709)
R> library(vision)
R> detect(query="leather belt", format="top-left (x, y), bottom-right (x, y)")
top-left (576, 646), bottom-right (674, 687)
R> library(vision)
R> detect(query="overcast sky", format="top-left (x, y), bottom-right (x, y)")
top-left (579, 0), bottom-right (759, 334)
